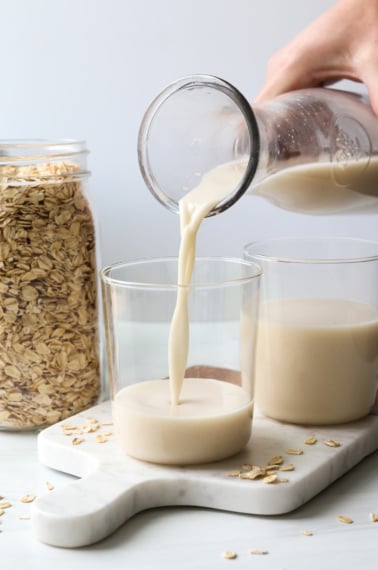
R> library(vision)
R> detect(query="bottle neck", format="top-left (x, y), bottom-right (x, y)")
top-left (246, 89), bottom-right (378, 214)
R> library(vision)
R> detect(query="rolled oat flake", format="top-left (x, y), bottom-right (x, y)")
top-left (0, 140), bottom-right (101, 430)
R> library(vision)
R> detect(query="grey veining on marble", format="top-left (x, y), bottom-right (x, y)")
top-left (31, 401), bottom-right (378, 548)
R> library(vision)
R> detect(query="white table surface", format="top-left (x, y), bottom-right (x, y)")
top-left (1, 428), bottom-right (377, 570)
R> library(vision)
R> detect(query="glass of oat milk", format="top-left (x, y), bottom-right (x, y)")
top-left (244, 237), bottom-right (378, 425)
top-left (101, 256), bottom-right (261, 465)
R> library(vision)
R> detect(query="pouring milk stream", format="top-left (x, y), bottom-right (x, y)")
top-left (112, 160), bottom-right (254, 464)
top-left (168, 162), bottom-right (245, 405)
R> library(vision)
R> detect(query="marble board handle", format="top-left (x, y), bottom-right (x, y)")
top-left (31, 468), bottom-right (175, 548)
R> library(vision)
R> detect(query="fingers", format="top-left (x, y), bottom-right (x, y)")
top-left (254, 50), bottom-right (309, 103)
top-left (360, 62), bottom-right (378, 116)
top-left (255, 0), bottom-right (363, 104)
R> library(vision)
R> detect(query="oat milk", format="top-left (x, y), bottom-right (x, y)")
top-left (255, 298), bottom-right (378, 424)
top-left (113, 378), bottom-right (252, 464)
top-left (253, 158), bottom-right (378, 214)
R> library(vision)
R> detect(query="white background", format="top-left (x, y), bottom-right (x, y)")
top-left (1, 0), bottom-right (377, 265)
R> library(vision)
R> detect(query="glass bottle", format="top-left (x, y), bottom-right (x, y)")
top-left (0, 140), bottom-right (101, 430)
top-left (138, 74), bottom-right (378, 216)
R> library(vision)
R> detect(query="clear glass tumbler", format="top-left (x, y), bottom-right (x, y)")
top-left (244, 237), bottom-right (378, 425)
top-left (101, 256), bottom-right (261, 465)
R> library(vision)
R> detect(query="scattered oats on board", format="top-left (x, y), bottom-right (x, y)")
top-left (304, 436), bottom-right (317, 445)
top-left (95, 434), bottom-right (107, 443)
top-left (263, 473), bottom-right (278, 484)
top-left (227, 458), bottom-right (296, 482)
top-left (71, 437), bottom-right (84, 446)
top-left (46, 481), bottom-right (54, 491)
top-left (83, 424), bottom-right (100, 433)
top-left (87, 417), bottom-right (99, 424)
top-left (61, 424), bottom-right (77, 432)
top-left (324, 439), bottom-right (341, 448)
top-left (338, 515), bottom-right (353, 524)
top-left (222, 551), bottom-right (237, 560)
top-left (240, 467), bottom-right (264, 480)
top-left (301, 530), bottom-right (314, 536)
top-left (20, 494), bottom-right (36, 504)
top-left (370, 513), bottom-right (378, 523)
top-left (279, 463), bottom-right (295, 472)
top-left (0, 501), bottom-right (12, 509)
top-left (267, 455), bottom-right (284, 466)
top-left (19, 515), bottom-right (31, 521)
top-left (0, 509), bottom-right (5, 517)
top-left (286, 448), bottom-right (304, 455)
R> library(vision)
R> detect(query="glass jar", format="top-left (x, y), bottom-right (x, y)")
top-left (0, 140), bottom-right (101, 430)
top-left (138, 74), bottom-right (378, 216)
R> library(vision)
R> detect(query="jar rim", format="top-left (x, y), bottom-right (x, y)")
top-left (0, 139), bottom-right (88, 163)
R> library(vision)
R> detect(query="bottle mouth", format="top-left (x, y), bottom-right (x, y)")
top-left (137, 74), bottom-right (259, 217)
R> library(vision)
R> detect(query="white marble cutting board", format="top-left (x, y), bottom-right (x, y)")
top-left (32, 401), bottom-right (378, 548)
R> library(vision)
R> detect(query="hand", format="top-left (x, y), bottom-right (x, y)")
top-left (256, 0), bottom-right (378, 116)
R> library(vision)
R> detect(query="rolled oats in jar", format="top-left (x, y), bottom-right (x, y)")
top-left (0, 140), bottom-right (101, 430)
